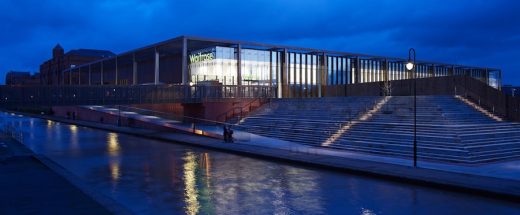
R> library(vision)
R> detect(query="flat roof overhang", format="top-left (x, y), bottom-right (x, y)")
top-left (63, 35), bottom-right (501, 73)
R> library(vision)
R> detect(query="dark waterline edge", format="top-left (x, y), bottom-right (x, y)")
top-left (33, 155), bottom-right (135, 215)
top-left (4, 109), bottom-right (520, 204)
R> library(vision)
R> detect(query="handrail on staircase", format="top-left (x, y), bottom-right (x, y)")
top-left (216, 96), bottom-right (271, 123)
top-left (116, 105), bottom-right (238, 126)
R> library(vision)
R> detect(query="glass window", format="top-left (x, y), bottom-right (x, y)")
top-left (312, 55), bottom-right (317, 85)
top-left (295, 53), bottom-right (300, 85)
top-left (329, 57), bottom-right (333, 85)
top-left (289, 53), bottom-right (294, 85)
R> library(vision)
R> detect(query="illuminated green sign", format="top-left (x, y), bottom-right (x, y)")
top-left (189, 52), bottom-right (214, 64)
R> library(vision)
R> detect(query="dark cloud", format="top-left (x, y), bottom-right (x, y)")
top-left (1, 0), bottom-right (519, 84)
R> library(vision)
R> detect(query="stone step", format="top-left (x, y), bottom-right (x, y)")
top-left (233, 95), bottom-right (520, 163)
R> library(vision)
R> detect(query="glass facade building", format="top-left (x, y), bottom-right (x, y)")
top-left (189, 46), bottom-right (272, 86)
top-left (61, 36), bottom-right (502, 97)
top-left (188, 45), bottom-right (501, 97)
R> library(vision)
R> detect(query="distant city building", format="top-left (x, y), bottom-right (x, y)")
top-left (502, 85), bottom-right (520, 97)
top-left (5, 71), bottom-right (40, 86)
top-left (39, 44), bottom-right (115, 85)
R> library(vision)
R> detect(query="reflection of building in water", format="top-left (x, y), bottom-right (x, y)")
top-left (183, 152), bottom-right (200, 215)
top-left (45, 120), bottom-right (62, 144)
top-left (285, 168), bottom-right (323, 214)
top-left (69, 125), bottom-right (79, 150)
top-left (110, 161), bottom-right (121, 182)
top-left (182, 152), bottom-right (215, 215)
top-left (109, 159), bottom-right (121, 194)
top-left (107, 132), bottom-right (120, 157)
top-left (199, 153), bottom-right (212, 185)
top-left (69, 124), bottom-right (77, 132)
top-left (180, 151), bottom-right (324, 214)
top-left (197, 153), bottom-right (214, 213)
top-left (106, 133), bottom-right (121, 191)
top-left (208, 157), bottom-right (324, 214)
top-left (46, 120), bottom-right (54, 127)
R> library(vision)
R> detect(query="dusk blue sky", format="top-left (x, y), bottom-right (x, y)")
top-left (1, 0), bottom-right (519, 85)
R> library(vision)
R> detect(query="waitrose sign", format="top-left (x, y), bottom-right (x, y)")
top-left (189, 52), bottom-right (214, 64)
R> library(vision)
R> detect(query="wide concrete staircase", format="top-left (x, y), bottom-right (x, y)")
top-left (236, 97), bottom-right (381, 145)
top-left (234, 96), bottom-right (520, 163)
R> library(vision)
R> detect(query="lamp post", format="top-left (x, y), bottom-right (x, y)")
top-left (406, 48), bottom-right (417, 167)
top-left (117, 105), bottom-right (121, 127)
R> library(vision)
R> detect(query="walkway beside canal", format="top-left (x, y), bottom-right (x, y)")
top-left (12, 112), bottom-right (520, 200)
top-left (0, 135), bottom-right (123, 215)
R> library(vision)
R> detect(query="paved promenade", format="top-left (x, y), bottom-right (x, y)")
top-left (0, 135), bottom-right (115, 214)
top-left (21, 113), bottom-right (520, 200)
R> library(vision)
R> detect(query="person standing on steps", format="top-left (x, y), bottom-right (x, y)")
top-left (228, 125), bottom-right (234, 143)
top-left (223, 124), bottom-right (229, 142)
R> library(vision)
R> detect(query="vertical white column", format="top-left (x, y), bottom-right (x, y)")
top-left (355, 57), bottom-right (360, 83)
top-left (88, 64), bottom-right (91, 85)
top-left (366, 60), bottom-right (370, 82)
top-left (485, 68), bottom-right (489, 86)
top-left (115, 57), bottom-right (119, 85)
top-left (182, 37), bottom-right (188, 85)
top-left (317, 53), bottom-right (322, 97)
top-left (133, 54), bottom-right (137, 85)
top-left (237, 44), bottom-right (242, 86)
top-left (277, 52), bottom-right (283, 98)
top-left (154, 48), bottom-right (160, 85)
top-left (100, 62), bottom-right (104, 85)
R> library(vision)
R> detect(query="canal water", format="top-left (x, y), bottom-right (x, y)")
top-left (1, 113), bottom-right (519, 214)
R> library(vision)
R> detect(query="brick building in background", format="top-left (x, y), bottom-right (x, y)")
top-left (5, 71), bottom-right (40, 85)
top-left (39, 44), bottom-right (114, 85)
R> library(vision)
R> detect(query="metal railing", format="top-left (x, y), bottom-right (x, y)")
top-left (453, 75), bottom-right (520, 121)
top-left (111, 105), bottom-right (254, 142)
top-left (0, 85), bottom-right (276, 107)
top-left (215, 97), bottom-right (271, 122)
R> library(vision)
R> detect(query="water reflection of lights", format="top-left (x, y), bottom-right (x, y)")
top-left (200, 153), bottom-right (211, 179)
top-left (69, 125), bottom-right (78, 149)
top-left (110, 161), bottom-right (121, 182)
top-left (183, 152), bottom-right (200, 215)
top-left (361, 208), bottom-right (377, 215)
top-left (70, 125), bottom-right (78, 133)
top-left (108, 133), bottom-right (122, 189)
top-left (199, 153), bottom-right (212, 191)
top-left (107, 133), bottom-right (120, 157)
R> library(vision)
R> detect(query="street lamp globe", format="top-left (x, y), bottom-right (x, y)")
top-left (406, 62), bottom-right (414, 71)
